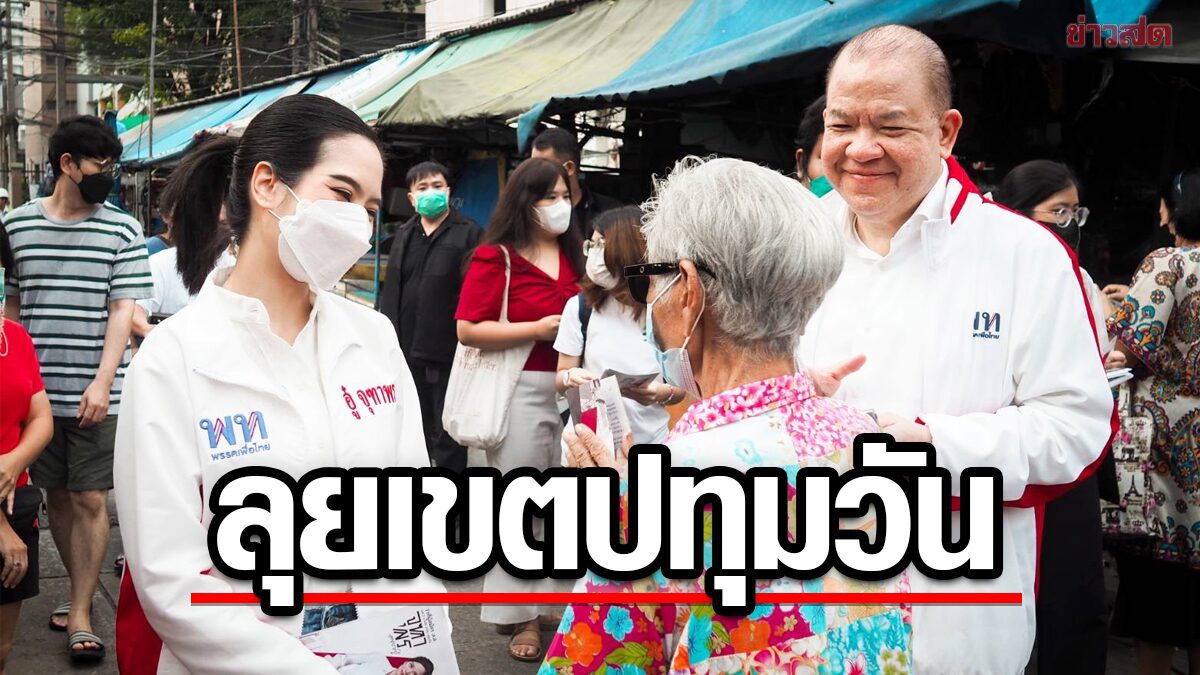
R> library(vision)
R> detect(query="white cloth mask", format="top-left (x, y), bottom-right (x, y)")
top-left (270, 184), bottom-right (372, 291)
top-left (536, 199), bottom-right (572, 235)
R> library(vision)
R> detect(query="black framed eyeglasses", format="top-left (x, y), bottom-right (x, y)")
top-left (623, 261), bottom-right (715, 304)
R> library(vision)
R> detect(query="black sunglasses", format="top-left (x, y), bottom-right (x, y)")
top-left (623, 261), bottom-right (715, 304)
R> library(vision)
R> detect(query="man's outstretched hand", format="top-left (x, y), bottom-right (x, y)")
top-left (811, 354), bottom-right (867, 397)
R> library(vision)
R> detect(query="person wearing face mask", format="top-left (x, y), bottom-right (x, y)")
top-left (530, 127), bottom-right (623, 239)
top-left (543, 156), bottom-right (912, 674)
top-left (553, 206), bottom-right (681, 450)
top-left (379, 161), bottom-right (480, 473)
top-left (794, 94), bottom-right (832, 197)
top-left (991, 158), bottom-right (1110, 675)
top-left (994, 160), bottom-right (1113, 353)
top-left (3, 115), bottom-right (151, 661)
top-left (455, 157), bottom-right (583, 663)
top-left (111, 95), bottom-right (450, 675)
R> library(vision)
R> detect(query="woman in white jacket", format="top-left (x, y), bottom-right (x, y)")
top-left (113, 95), bottom-right (447, 675)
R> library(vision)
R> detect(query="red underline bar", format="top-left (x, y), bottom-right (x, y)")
top-left (191, 592), bottom-right (1021, 605)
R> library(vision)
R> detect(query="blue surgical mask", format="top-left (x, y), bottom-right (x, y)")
top-left (644, 273), bottom-right (704, 400)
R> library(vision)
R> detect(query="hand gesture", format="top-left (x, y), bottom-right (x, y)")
top-left (811, 354), bottom-right (867, 397)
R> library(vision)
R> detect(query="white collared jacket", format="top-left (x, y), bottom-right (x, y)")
top-left (114, 270), bottom-right (446, 675)
top-left (798, 158), bottom-right (1116, 675)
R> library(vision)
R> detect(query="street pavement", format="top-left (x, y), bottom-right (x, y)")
top-left (7, 495), bottom-right (1185, 674)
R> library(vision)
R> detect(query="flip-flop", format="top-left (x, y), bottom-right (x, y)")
top-left (48, 602), bottom-right (70, 632)
top-left (68, 630), bottom-right (106, 662)
top-left (508, 626), bottom-right (543, 663)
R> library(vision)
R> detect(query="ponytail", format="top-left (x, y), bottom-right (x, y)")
top-left (163, 135), bottom-right (237, 294)
top-left (164, 95), bottom-right (383, 294)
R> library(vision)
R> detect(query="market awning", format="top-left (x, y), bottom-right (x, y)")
top-left (319, 42), bottom-right (443, 119)
top-left (376, 0), bottom-right (693, 128)
top-left (199, 78), bottom-right (313, 139)
top-left (121, 79), bottom-right (312, 167)
top-left (358, 21), bottom-right (553, 124)
top-left (515, 0), bottom-right (1022, 148)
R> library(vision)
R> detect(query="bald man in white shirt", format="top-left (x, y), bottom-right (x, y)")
top-left (798, 24), bottom-right (1116, 675)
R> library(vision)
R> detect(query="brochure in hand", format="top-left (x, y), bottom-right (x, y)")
top-left (564, 375), bottom-right (634, 457)
top-left (300, 605), bottom-right (458, 675)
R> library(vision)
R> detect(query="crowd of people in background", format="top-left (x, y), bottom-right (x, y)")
top-left (0, 21), bottom-right (1196, 675)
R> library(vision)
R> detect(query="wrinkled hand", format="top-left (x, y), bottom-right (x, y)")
top-left (1105, 351), bottom-right (1128, 371)
top-left (622, 381), bottom-right (667, 406)
top-left (0, 525), bottom-right (28, 589)
top-left (564, 424), bottom-right (629, 469)
top-left (77, 379), bottom-right (110, 428)
top-left (562, 367), bottom-right (598, 389)
top-left (811, 354), bottom-right (867, 397)
top-left (1102, 284), bottom-right (1130, 303)
top-left (877, 412), bottom-right (933, 444)
top-left (534, 315), bottom-right (562, 341)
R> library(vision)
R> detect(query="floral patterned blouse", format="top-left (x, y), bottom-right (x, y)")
top-left (1108, 246), bottom-right (1200, 568)
top-left (540, 372), bottom-right (913, 675)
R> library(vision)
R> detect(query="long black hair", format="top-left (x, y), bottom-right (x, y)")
top-left (168, 94), bottom-right (384, 294)
top-left (992, 160), bottom-right (1078, 218)
top-left (478, 157), bottom-right (584, 276)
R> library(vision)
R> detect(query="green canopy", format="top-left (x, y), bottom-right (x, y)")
top-left (377, 0), bottom-right (690, 127)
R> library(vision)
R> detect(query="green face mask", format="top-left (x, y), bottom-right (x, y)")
top-left (808, 174), bottom-right (833, 198)
top-left (415, 189), bottom-right (449, 218)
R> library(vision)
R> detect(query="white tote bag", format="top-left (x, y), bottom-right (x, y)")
top-left (442, 245), bottom-right (534, 451)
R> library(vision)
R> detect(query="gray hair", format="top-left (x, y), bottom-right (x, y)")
top-left (641, 156), bottom-right (844, 358)
top-left (828, 24), bottom-right (953, 113)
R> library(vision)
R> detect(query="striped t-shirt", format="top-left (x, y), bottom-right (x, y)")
top-left (4, 199), bottom-right (152, 416)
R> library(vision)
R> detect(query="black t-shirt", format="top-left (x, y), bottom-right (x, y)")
top-left (398, 225), bottom-right (433, 355)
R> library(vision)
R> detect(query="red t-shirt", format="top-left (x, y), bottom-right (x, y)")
top-left (0, 319), bottom-right (45, 489)
top-left (455, 244), bottom-right (580, 371)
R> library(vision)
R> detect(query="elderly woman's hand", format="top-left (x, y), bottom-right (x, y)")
top-left (564, 424), bottom-right (630, 469)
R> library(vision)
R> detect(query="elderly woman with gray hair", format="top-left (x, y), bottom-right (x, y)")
top-left (541, 157), bottom-right (912, 674)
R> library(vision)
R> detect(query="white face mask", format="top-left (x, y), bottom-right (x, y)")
top-left (585, 245), bottom-right (618, 290)
top-left (270, 184), bottom-right (372, 291)
top-left (535, 199), bottom-right (572, 236)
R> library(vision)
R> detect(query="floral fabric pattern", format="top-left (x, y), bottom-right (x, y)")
top-left (541, 372), bottom-right (912, 673)
top-left (1109, 247), bottom-right (1200, 569)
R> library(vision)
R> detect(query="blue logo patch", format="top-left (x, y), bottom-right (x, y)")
top-left (199, 411), bottom-right (271, 461)
top-left (972, 311), bottom-right (1001, 340)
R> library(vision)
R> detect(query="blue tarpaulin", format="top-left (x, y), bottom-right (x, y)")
top-left (517, 0), bottom-right (1020, 149)
top-left (122, 80), bottom-right (309, 166)
top-left (1090, 0), bottom-right (1162, 27)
